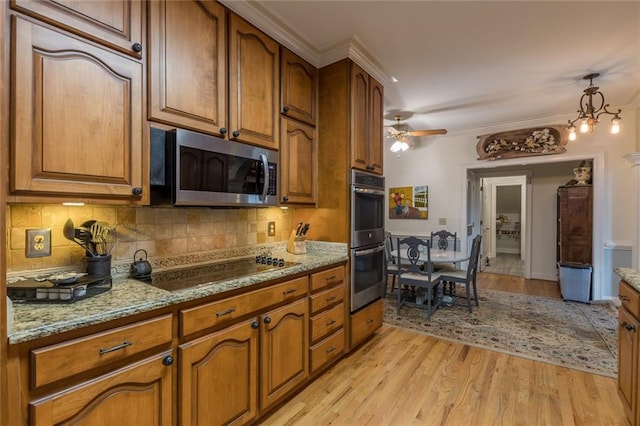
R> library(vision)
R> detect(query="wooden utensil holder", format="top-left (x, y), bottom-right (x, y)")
top-left (287, 229), bottom-right (306, 254)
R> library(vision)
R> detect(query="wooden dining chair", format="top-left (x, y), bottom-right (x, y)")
top-left (439, 234), bottom-right (483, 313)
top-left (384, 232), bottom-right (410, 296)
top-left (430, 229), bottom-right (458, 294)
top-left (395, 236), bottom-right (443, 319)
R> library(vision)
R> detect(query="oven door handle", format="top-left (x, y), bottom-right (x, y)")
top-left (354, 245), bottom-right (385, 257)
top-left (259, 153), bottom-right (269, 201)
top-left (353, 187), bottom-right (386, 196)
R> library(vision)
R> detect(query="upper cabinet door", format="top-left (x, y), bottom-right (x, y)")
top-left (148, 0), bottom-right (227, 137)
top-left (281, 48), bottom-right (317, 126)
top-left (229, 14), bottom-right (280, 150)
top-left (10, 0), bottom-right (143, 58)
top-left (368, 77), bottom-right (384, 175)
top-left (350, 63), bottom-right (369, 172)
top-left (11, 16), bottom-right (143, 200)
top-left (280, 117), bottom-right (317, 205)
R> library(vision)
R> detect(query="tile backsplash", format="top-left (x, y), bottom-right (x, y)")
top-left (6, 204), bottom-right (294, 273)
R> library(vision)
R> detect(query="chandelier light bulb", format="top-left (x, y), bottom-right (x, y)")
top-left (579, 119), bottom-right (589, 133)
top-left (610, 117), bottom-right (620, 134)
top-left (568, 126), bottom-right (577, 141)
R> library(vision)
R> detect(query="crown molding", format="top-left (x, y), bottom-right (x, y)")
top-left (624, 153), bottom-right (640, 167)
top-left (218, 0), bottom-right (393, 84)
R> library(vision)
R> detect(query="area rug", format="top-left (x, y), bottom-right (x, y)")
top-left (383, 288), bottom-right (618, 378)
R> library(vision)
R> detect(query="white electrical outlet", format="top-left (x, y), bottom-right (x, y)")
top-left (26, 228), bottom-right (52, 258)
top-left (267, 221), bottom-right (276, 236)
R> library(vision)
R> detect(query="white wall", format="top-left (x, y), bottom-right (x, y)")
top-left (384, 108), bottom-right (637, 300)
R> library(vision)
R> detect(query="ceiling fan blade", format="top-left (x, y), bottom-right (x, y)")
top-left (409, 129), bottom-right (448, 136)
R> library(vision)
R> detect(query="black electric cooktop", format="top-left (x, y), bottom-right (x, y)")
top-left (140, 256), bottom-right (299, 292)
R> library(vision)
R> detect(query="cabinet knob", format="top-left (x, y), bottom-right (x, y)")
top-left (132, 187), bottom-right (143, 196)
top-left (232, 130), bottom-right (240, 138)
top-left (623, 322), bottom-right (636, 332)
top-left (162, 355), bottom-right (174, 366)
top-left (251, 321), bottom-right (259, 329)
top-left (282, 195), bottom-right (289, 202)
top-left (283, 106), bottom-right (289, 113)
top-left (220, 127), bottom-right (227, 135)
top-left (132, 43), bottom-right (142, 53)
top-left (263, 316), bottom-right (272, 324)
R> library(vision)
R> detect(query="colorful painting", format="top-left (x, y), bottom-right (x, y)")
top-left (389, 185), bottom-right (428, 219)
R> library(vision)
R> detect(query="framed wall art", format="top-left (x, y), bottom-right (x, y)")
top-left (389, 185), bottom-right (428, 219)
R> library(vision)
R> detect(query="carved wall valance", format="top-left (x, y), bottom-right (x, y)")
top-left (476, 125), bottom-right (568, 161)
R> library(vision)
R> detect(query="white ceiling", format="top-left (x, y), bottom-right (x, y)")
top-left (222, 1), bottom-right (640, 135)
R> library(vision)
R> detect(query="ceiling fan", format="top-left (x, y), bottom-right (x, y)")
top-left (385, 115), bottom-right (447, 153)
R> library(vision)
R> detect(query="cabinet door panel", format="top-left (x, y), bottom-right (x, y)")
top-left (179, 319), bottom-right (258, 426)
top-left (368, 77), bottom-right (384, 174)
top-left (280, 118), bottom-right (316, 204)
top-left (260, 298), bottom-right (308, 410)
top-left (229, 14), bottom-right (280, 149)
top-left (30, 352), bottom-right (173, 426)
top-left (350, 63), bottom-right (369, 171)
top-left (11, 0), bottom-right (143, 58)
top-left (618, 307), bottom-right (638, 419)
top-left (281, 48), bottom-right (317, 125)
top-left (11, 17), bottom-right (143, 199)
top-left (148, 0), bottom-right (227, 136)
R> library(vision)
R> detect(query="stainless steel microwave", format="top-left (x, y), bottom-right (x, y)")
top-left (150, 128), bottom-right (278, 207)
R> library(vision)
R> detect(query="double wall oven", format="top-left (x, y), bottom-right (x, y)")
top-left (350, 170), bottom-right (386, 312)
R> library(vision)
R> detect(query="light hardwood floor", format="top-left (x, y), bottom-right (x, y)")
top-left (261, 273), bottom-right (626, 426)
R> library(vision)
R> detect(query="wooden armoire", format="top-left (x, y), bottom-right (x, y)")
top-left (556, 185), bottom-right (593, 265)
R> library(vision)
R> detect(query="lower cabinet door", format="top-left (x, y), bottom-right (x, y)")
top-left (179, 318), bottom-right (259, 426)
top-left (29, 351), bottom-right (173, 426)
top-left (260, 298), bottom-right (309, 410)
top-left (618, 307), bottom-right (639, 422)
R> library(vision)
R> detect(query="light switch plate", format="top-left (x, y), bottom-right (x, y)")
top-left (439, 218), bottom-right (447, 226)
top-left (26, 228), bottom-right (52, 258)
top-left (267, 221), bottom-right (276, 236)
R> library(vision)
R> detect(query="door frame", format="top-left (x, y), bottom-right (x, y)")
top-left (462, 151), bottom-right (605, 299)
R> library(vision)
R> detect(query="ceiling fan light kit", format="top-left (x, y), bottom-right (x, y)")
top-left (567, 73), bottom-right (621, 142)
top-left (385, 115), bottom-right (447, 154)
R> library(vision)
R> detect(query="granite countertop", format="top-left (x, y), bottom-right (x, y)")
top-left (8, 241), bottom-right (348, 345)
top-left (615, 268), bottom-right (640, 293)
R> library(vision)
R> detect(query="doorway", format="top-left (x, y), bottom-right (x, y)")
top-left (480, 175), bottom-right (528, 278)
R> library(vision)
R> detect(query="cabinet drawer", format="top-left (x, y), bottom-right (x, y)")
top-left (350, 298), bottom-right (383, 348)
top-left (620, 281), bottom-right (640, 319)
top-left (31, 314), bottom-right (172, 389)
top-left (310, 329), bottom-right (344, 373)
top-left (181, 277), bottom-right (308, 336)
top-left (310, 303), bottom-right (344, 343)
top-left (310, 266), bottom-right (344, 292)
top-left (310, 283), bottom-right (344, 314)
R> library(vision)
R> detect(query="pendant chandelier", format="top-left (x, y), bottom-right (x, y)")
top-left (567, 73), bottom-right (621, 141)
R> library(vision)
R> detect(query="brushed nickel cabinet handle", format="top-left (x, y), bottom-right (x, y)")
top-left (99, 340), bottom-right (132, 355)
top-left (283, 289), bottom-right (297, 295)
top-left (325, 275), bottom-right (336, 281)
top-left (325, 346), bottom-right (336, 353)
top-left (325, 319), bottom-right (336, 326)
top-left (216, 307), bottom-right (236, 317)
top-left (326, 296), bottom-right (337, 302)
top-left (366, 319), bottom-right (374, 324)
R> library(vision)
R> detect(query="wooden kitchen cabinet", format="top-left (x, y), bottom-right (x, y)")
top-left (350, 298), bottom-right (383, 348)
top-left (350, 62), bottom-right (384, 175)
top-left (179, 296), bottom-right (308, 424)
top-left (618, 280), bottom-right (640, 425)
top-left (10, 0), bottom-right (143, 58)
top-left (260, 297), bottom-right (309, 410)
top-left (30, 351), bottom-right (174, 426)
top-left (281, 48), bottom-right (317, 126)
top-left (179, 318), bottom-right (259, 426)
top-left (229, 13), bottom-right (280, 150)
top-left (280, 117), bottom-right (317, 205)
top-left (10, 16), bottom-right (144, 201)
top-left (148, 0), bottom-right (227, 137)
top-left (309, 266), bottom-right (345, 373)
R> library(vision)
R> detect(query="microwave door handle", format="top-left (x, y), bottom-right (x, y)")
top-left (353, 188), bottom-right (386, 196)
top-left (354, 245), bottom-right (385, 256)
top-left (259, 154), bottom-right (269, 201)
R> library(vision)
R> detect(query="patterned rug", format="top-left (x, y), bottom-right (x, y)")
top-left (383, 288), bottom-right (618, 378)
